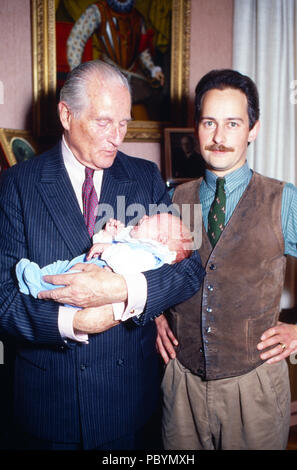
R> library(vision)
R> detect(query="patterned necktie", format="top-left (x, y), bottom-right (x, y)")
top-left (82, 167), bottom-right (98, 237)
top-left (208, 177), bottom-right (226, 247)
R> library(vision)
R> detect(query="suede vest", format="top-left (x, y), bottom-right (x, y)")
top-left (169, 172), bottom-right (286, 380)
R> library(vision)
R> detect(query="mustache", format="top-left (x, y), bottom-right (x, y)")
top-left (205, 144), bottom-right (234, 152)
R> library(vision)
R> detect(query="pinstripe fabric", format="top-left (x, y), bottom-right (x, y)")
top-left (0, 142), bottom-right (204, 449)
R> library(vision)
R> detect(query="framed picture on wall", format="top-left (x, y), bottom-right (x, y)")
top-left (0, 128), bottom-right (38, 169)
top-left (31, 0), bottom-right (191, 142)
top-left (164, 127), bottom-right (205, 187)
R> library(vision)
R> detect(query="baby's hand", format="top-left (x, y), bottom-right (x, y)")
top-left (105, 218), bottom-right (125, 235)
top-left (87, 243), bottom-right (111, 260)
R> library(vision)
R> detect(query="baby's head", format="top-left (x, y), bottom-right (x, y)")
top-left (130, 213), bottom-right (194, 262)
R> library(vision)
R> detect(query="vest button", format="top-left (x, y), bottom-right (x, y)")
top-left (206, 307), bottom-right (212, 313)
top-left (209, 263), bottom-right (216, 270)
top-left (207, 284), bottom-right (214, 291)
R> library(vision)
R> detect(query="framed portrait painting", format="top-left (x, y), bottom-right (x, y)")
top-left (31, 0), bottom-right (191, 141)
top-left (164, 127), bottom-right (205, 187)
top-left (0, 128), bottom-right (37, 170)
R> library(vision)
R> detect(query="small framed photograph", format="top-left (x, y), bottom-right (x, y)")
top-left (164, 128), bottom-right (205, 187)
top-left (0, 128), bottom-right (38, 170)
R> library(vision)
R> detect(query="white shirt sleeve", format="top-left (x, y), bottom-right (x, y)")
top-left (121, 273), bottom-right (147, 321)
top-left (113, 273), bottom-right (147, 321)
top-left (58, 306), bottom-right (89, 344)
top-left (58, 272), bottom-right (147, 341)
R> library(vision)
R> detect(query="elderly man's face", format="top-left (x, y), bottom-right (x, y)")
top-left (59, 76), bottom-right (131, 170)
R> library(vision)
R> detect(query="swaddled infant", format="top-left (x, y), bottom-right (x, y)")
top-left (16, 213), bottom-right (193, 298)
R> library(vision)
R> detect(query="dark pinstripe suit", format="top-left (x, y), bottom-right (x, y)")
top-left (0, 142), bottom-right (204, 449)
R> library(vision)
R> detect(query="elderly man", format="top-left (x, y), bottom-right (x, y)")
top-left (156, 68), bottom-right (297, 450)
top-left (0, 60), bottom-right (204, 450)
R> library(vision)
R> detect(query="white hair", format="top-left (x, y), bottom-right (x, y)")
top-left (59, 60), bottom-right (131, 117)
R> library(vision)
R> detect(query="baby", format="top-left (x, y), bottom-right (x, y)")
top-left (16, 213), bottom-right (193, 299)
top-left (88, 213), bottom-right (193, 273)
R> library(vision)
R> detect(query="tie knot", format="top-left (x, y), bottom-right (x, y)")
top-left (85, 167), bottom-right (95, 179)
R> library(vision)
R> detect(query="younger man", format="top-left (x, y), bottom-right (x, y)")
top-left (156, 69), bottom-right (297, 450)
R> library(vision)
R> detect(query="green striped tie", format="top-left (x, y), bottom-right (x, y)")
top-left (208, 177), bottom-right (226, 247)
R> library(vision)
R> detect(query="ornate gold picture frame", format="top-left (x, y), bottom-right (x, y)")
top-left (0, 128), bottom-right (38, 169)
top-left (31, 0), bottom-right (191, 142)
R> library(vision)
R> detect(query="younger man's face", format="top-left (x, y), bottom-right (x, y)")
top-left (197, 87), bottom-right (259, 177)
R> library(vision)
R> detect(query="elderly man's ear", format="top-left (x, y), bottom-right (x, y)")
top-left (58, 101), bottom-right (72, 131)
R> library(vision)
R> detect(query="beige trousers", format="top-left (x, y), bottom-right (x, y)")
top-left (161, 358), bottom-right (291, 450)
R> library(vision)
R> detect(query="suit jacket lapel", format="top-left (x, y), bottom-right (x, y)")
top-left (36, 143), bottom-right (90, 257)
top-left (36, 146), bottom-right (135, 256)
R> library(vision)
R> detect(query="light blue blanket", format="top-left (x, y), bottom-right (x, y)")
top-left (16, 254), bottom-right (107, 299)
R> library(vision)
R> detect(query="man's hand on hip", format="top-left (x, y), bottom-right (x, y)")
top-left (155, 314), bottom-right (178, 364)
top-left (257, 321), bottom-right (297, 363)
top-left (38, 263), bottom-right (128, 308)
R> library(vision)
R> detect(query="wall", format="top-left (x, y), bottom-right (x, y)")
top-left (0, 0), bottom-right (233, 168)
top-left (188, 0), bottom-right (233, 123)
top-left (0, 0), bottom-right (33, 130)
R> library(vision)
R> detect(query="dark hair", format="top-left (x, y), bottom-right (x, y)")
top-left (194, 69), bottom-right (260, 129)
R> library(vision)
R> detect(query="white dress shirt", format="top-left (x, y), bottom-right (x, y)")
top-left (58, 136), bottom-right (147, 343)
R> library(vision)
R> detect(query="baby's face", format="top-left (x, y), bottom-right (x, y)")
top-left (130, 215), bottom-right (161, 240)
top-left (130, 214), bottom-right (180, 242)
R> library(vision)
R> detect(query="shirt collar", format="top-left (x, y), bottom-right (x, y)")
top-left (204, 162), bottom-right (252, 196)
top-left (61, 134), bottom-right (86, 176)
top-left (61, 134), bottom-right (103, 185)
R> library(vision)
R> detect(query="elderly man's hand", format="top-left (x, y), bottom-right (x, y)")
top-left (37, 263), bottom-right (128, 308)
top-left (257, 321), bottom-right (297, 364)
top-left (74, 305), bottom-right (120, 334)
